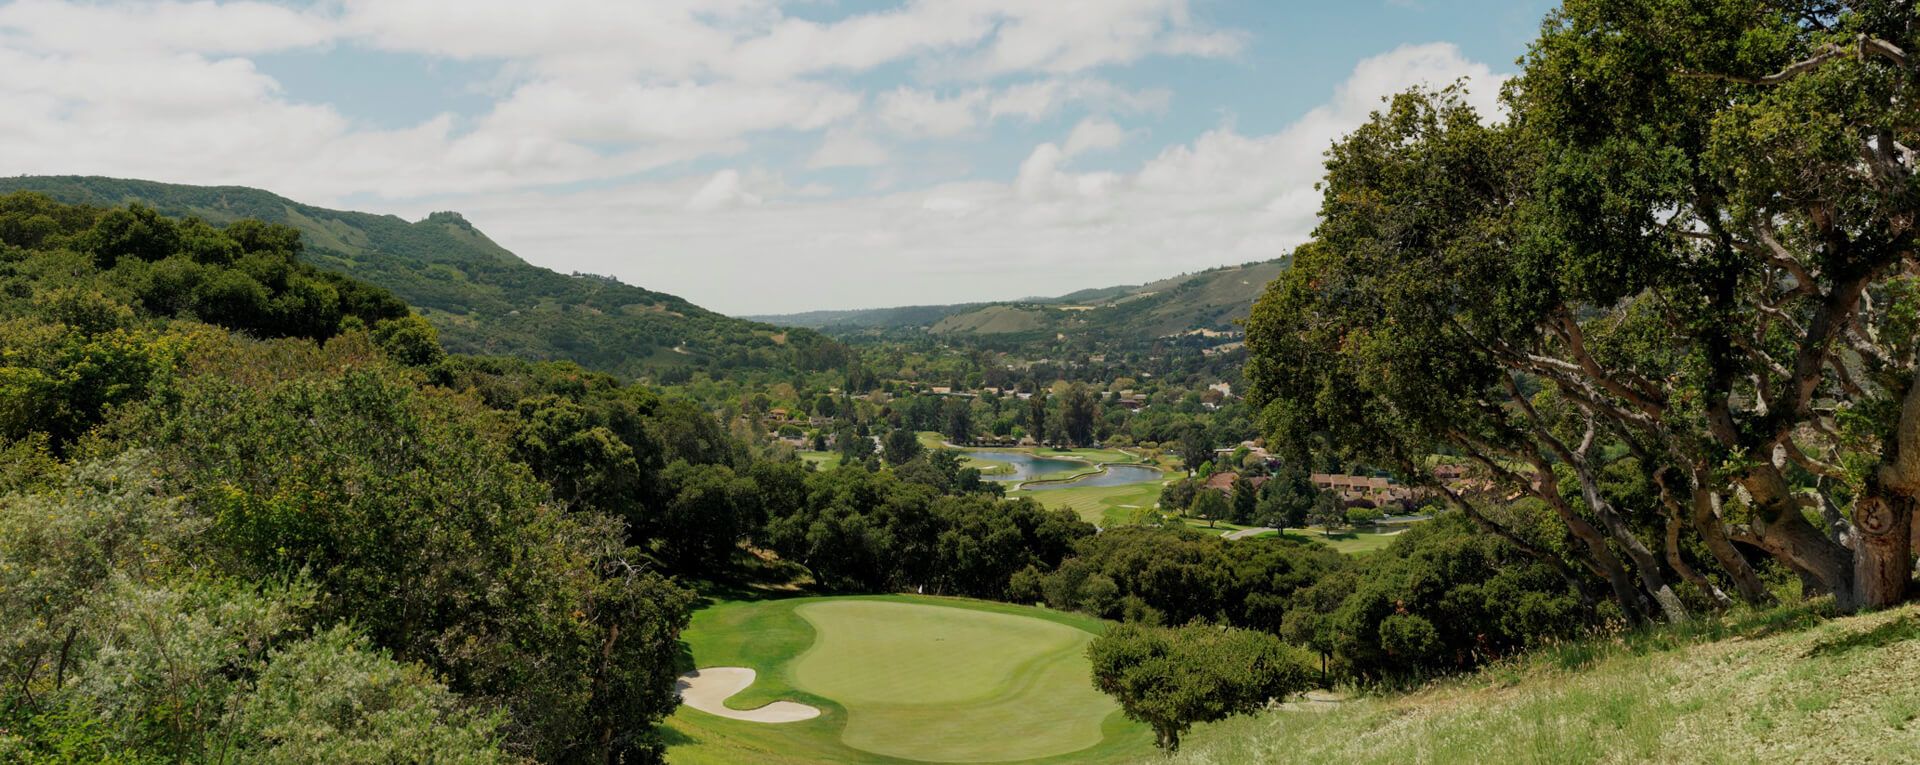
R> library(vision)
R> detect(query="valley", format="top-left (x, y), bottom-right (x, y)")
top-left (6, 2), bottom-right (1920, 763)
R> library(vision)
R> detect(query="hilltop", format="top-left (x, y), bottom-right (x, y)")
top-left (0, 175), bottom-right (843, 380)
top-left (748, 258), bottom-right (1288, 344)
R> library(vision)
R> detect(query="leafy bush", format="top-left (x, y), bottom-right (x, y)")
top-left (1088, 622), bottom-right (1315, 751)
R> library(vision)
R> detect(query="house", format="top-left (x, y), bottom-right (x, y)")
top-left (1310, 473), bottom-right (1412, 509)
top-left (1202, 472), bottom-right (1268, 494)
top-left (1208, 382), bottom-right (1233, 398)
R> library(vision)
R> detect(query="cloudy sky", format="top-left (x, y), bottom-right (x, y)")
top-left (0, 0), bottom-right (1552, 314)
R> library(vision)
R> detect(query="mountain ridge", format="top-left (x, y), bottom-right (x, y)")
top-left (746, 258), bottom-right (1289, 342)
top-left (0, 175), bottom-right (844, 379)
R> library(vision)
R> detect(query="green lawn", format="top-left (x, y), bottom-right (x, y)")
top-left (1178, 517), bottom-right (1253, 533)
top-left (663, 594), bottom-right (1153, 764)
top-left (798, 451), bottom-right (842, 470)
top-left (1011, 480), bottom-right (1168, 526)
top-left (1279, 526), bottom-right (1406, 555)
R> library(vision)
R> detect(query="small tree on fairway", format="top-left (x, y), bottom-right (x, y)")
top-left (883, 428), bottom-right (923, 466)
top-left (1344, 506), bottom-right (1382, 529)
top-left (1087, 623), bottom-right (1314, 752)
top-left (1158, 478), bottom-right (1198, 512)
top-left (1189, 489), bottom-right (1228, 528)
top-left (1176, 423), bottom-right (1212, 473)
top-left (1229, 477), bottom-right (1258, 525)
top-left (942, 397), bottom-right (973, 444)
top-left (1308, 491), bottom-right (1345, 536)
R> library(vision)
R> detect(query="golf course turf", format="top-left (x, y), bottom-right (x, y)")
top-left (662, 594), bottom-right (1153, 764)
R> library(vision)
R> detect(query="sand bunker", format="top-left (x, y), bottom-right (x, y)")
top-left (676, 667), bottom-right (821, 723)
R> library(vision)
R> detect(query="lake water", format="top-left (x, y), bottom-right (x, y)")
top-left (972, 452), bottom-right (1164, 490)
top-left (1022, 464), bottom-right (1164, 491)
top-left (974, 452), bottom-right (1090, 483)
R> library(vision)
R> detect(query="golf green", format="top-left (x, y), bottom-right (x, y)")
top-left (664, 595), bottom-right (1150, 764)
top-left (790, 601), bottom-right (1112, 761)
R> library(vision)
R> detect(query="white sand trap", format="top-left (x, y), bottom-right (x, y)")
top-left (676, 667), bottom-right (821, 723)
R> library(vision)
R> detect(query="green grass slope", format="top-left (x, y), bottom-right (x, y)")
top-left (1157, 603), bottom-right (1920, 764)
top-left (0, 175), bottom-right (840, 379)
top-left (664, 594), bottom-right (1152, 764)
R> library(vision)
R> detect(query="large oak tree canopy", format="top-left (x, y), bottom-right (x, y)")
top-left (1249, 0), bottom-right (1920, 616)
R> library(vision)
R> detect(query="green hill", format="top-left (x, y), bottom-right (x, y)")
top-left (1155, 603), bottom-right (1920, 764)
top-left (750, 258), bottom-right (1289, 344)
top-left (0, 175), bottom-right (843, 380)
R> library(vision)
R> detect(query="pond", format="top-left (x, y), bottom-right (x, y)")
top-left (1022, 464), bottom-right (1165, 491)
top-left (973, 451), bottom-right (1091, 483)
top-left (970, 452), bottom-right (1164, 490)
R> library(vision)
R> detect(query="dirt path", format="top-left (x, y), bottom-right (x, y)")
top-left (676, 667), bottom-right (821, 723)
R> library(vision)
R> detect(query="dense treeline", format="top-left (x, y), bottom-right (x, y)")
top-left (1029, 516), bottom-right (1594, 685)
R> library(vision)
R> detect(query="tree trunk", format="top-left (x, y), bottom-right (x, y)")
top-left (1852, 482), bottom-right (1914, 609)
top-left (1655, 466), bottom-right (1762, 607)
top-left (1664, 510), bottom-right (1732, 610)
top-left (1688, 481), bottom-right (1773, 606)
top-left (1740, 467), bottom-right (1855, 605)
top-left (1156, 724), bottom-right (1180, 752)
top-left (1566, 463), bottom-right (1689, 622)
top-left (1536, 474), bottom-right (1652, 623)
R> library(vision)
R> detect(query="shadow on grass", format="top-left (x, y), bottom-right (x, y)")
top-left (1806, 615), bottom-right (1920, 659)
top-left (655, 723), bottom-right (698, 747)
top-left (1532, 600), bottom-right (1841, 674)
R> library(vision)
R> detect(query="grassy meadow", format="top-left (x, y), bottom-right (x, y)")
top-left (1154, 603), bottom-right (1920, 764)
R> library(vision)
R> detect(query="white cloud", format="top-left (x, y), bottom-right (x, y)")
top-left (1062, 116), bottom-right (1127, 158)
top-left (0, 0), bottom-right (1505, 315)
top-left (0, 0), bottom-right (1228, 206)
top-left (958, 0), bottom-right (1245, 76)
top-left (434, 43), bottom-right (1509, 313)
top-left (875, 87), bottom-right (988, 138)
top-left (685, 169), bottom-right (760, 211)
top-left (986, 78), bottom-right (1171, 122)
top-left (807, 129), bottom-right (890, 169)
top-left (480, 79), bottom-right (863, 143)
top-left (875, 80), bottom-right (1167, 140)
top-left (0, 0), bottom-right (334, 54)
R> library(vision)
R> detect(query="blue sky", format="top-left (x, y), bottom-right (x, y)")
top-left (0, 0), bottom-right (1557, 313)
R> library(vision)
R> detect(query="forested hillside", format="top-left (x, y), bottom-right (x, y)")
top-left (0, 176), bottom-right (847, 380)
top-left (0, 192), bottom-right (1143, 762)
top-left (749, 258), bottom-right (1287, 342)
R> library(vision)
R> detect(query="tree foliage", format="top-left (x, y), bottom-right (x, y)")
top-left (1087, 623), bottom-right (1314, 751)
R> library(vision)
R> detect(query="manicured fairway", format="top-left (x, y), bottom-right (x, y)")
top-left (1279, 527), bottom-right (1406, 555)
top-left (792, 601), bottom-right (1114, 761)
top-left (1010, 480), bottom-right (1165, 526)
top-left (663, 595), bottom-right (1152, 764)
